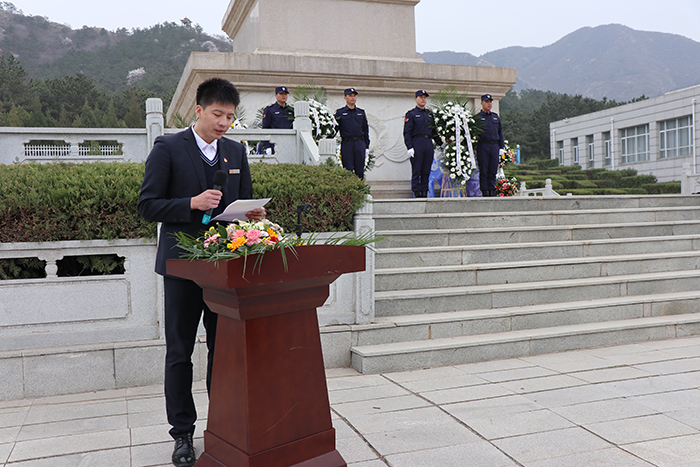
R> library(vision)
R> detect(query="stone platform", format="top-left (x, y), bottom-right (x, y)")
top-left (2, 337), bottom-right (700, 466)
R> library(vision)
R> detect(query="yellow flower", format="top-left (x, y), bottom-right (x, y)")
top-left (227, 237), bottom-right (247, 251)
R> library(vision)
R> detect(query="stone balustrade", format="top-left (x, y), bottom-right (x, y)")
top-left (0, 99), bottom-right (327, 166)
top-left (681, 162), bottom-right (700, 195)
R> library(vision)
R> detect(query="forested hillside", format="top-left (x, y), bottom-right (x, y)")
top-left (0, 3), bottom-right (232, 128)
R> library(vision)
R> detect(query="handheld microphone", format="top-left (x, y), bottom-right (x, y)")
top-left (201, 170), bottom-right (228, 224)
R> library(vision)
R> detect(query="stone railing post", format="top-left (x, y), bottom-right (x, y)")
top-left (544, 179), bottom-right (554, 196)
top-left (353, 195), bottom-right (375, 324)
top-left (146, 98), bottom-right (165, 151)
top-left (682, 162), bottom-right (691, 195)
top-left (293, 101), bottom-right (312, 133)
top-left (318, 139), bottom-right (337, 165)
top-left (519, 181), bottom-right (528, 196)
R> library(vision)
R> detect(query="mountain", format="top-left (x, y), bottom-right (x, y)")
top-left (0, 5), bottom-right (231, 95)
top-left (3, 5), bottom-right (699, 103)
top-left (422, 24), bottom-right (700, 101)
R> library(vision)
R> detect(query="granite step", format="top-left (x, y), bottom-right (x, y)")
top-left (376, 250), bottom-right (700, 291)
top-left (376, 234), bottom-right (700, 269)
top-left (375, 269), bottom-right (700, 317)
top-left (373, 206), bottom-right (700, 231)
top-left (354, 291), bottom-right (700, 346)
top-left (371, 195), bottom-right (700, 216)
top-left (376, 219), bottom-right (700, 249)
top-left (351, 313), bottom-right (700, 374)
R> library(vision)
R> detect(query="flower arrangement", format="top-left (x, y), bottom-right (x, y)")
top-left (173, 217), bottom-right (379, 272)
top-left (499, 141), bottom-right (518, 168)
top-left (174, 218), bottom-right (296, 262)
top-left (430, 91), bottom-right (481, 190)
top-left (495, 176), bottom-right (519, 197)
top-left (306, 99), bottom-right (337, 143)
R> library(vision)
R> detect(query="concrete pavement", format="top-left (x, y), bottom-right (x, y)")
top-left (3, 336), bottom-right (700, 466)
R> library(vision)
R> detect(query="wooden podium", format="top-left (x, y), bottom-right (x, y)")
top-left (166, 245), bottom-right (365, 467)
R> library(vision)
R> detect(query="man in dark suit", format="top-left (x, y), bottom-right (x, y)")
top-left (138, 78), bottom-right (264, 467)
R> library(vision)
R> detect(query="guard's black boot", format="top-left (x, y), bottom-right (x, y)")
top-left (172, 433), bottom-right (196, 467)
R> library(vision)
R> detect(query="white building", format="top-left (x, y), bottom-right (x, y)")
top-left (550, 85), bottom-right (699, 183)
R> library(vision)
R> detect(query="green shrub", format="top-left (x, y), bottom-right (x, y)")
top-left (0, 162), bottom-right (369, 243)
top-left (251, 163), bottom-right (370, 232)
top-left (0, 258), bottom-right (46, 279)
top-left (0, 162), bottom-right (154, 243)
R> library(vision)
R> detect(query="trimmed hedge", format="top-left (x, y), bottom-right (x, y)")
top-left (0, 162), bottom-right (370, 243)
top-left (251, 163), bottom-right (370, 233)
top-left (505, 160), bottom-right (681, 195)
top-left (0, 163), bottom-right (154, 243)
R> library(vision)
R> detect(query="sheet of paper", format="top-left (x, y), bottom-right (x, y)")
top-left (211, 198), bottom-right (272, 222)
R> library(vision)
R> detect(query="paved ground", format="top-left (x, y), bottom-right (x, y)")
top-left (3, 336), bottom-right (700, 466)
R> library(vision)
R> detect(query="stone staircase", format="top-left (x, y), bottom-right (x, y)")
top-left (350, 196), bottom-right (700, 373)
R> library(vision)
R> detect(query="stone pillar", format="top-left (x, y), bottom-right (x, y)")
top-left (146, 98), bottom-right (164, 151)
top-left (293, 101), bottom-right (312, 133)
top-left (353, 195), bottom-right (375, 324)
top-left (318, 138), bottom-right (337, 165)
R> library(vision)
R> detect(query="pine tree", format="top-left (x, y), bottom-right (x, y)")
top-left (123, 89), bottom-right (145, 128)
top-left (7, 104), bottom-right (30, 126)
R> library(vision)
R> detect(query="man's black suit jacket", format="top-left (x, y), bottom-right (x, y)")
top-left (138, 127), bottom-right (253, 276)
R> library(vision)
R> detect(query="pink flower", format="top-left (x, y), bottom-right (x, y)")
top-left (245, 229), bottom-right (263, 246)
top-left (230, 229), bottom-right (246, 240)
top-left (203, 234), bottom-right (220, 248)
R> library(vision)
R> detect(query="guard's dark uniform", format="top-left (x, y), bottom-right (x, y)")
top-left (261, 102), bottom-right (294, 153)
top-left (476, 105), bottom-right (504, 194)
top-left (404, 106), bottom-right (442, 196)
top-left (335, 105), bottom-right (370, 179)
top-left (262, 102), bottom-right (294, 129)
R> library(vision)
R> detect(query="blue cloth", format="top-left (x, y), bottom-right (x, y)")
top-left (428, 156), bottom-right (442, 198)
top-left (467, 167), bottom-right (483, 197)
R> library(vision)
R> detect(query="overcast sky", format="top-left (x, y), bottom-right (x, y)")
top-left (9, 0), bottom-right (700, 56)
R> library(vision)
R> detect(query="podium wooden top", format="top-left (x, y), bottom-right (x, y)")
top-left (166, 244), bottom-right (365, 291)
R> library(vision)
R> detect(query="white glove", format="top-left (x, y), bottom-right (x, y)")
top-left (441, 142), bottom-right (447, 149)
top-left (265, 148), bottom-right (272, 156)
top-left (365, 149), bottom-right (370, 157)
top-left (407, 148), bottom-right (415, 159)
top-left (499, 149), bottom-right (505, 156)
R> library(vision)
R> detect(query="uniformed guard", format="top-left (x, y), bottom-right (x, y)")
top-left (403, 90), bottom-right (443, 198)
top-left (475, 94), bottom-right (504, 196)
top-left (334, 88), bottom-right (370, 179)
top-left (261, 86), bottom-right (294, 155)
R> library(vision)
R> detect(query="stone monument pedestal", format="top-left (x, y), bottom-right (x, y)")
top-left (167, 0), bottom-right (516, 198)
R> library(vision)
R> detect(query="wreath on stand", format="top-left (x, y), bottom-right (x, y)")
top-left (430, 90), bottom-right (482, 196)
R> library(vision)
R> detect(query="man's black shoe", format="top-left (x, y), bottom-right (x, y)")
top-left (172, 433), bottom-right (196, 467)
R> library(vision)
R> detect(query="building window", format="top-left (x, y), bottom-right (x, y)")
top-left (620, 125), bottom-right (649, 163)
top-left (571, 138), bottom-right (579, 165)
top-left (603, 131), bottom-right (611, 166)
top-left (659, 116), bottom-right (693, 158)
top-left (557, 141), bottom-right (564, 165)
top-left (586, 135), bottom-right (594, 168)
